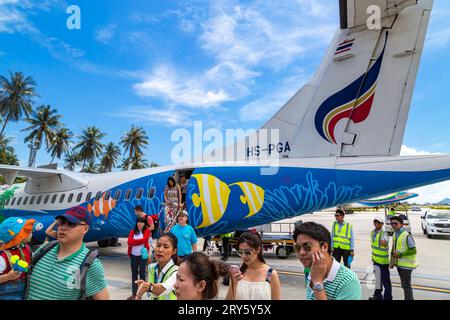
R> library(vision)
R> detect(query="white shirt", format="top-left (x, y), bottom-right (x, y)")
top-left (0, 256), bottom-right (7, 274)
top-left (149, 259), bottom-right (178, 298)
top-left (131, 233), bottom-right (144, 256)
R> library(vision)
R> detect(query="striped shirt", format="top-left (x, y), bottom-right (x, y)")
top-left (305, 258), bottom-right (361, 300)
top-left (27, 243), bottom-right (107, 300)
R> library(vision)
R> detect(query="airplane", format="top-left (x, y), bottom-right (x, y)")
top-left (1, 0), bottom-right (449, 247)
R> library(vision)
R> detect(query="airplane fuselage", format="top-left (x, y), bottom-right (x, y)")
top-left (2, 155), bottom-right (450, 243)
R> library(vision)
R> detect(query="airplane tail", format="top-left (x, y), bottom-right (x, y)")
top-left (262, 0), bottom-right (433, 158)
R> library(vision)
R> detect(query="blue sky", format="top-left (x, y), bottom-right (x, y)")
top-left (1, 0), bottom-right (450, 202)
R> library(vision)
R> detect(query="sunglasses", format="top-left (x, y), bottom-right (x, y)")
top-left (59, 219), bottom-right (87, 228)
top-left (294, 241), bottom-right (324, 253)
top-left (237, 249), bottom-right (253, 257)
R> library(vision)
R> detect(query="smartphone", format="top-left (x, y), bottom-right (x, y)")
top-left (230, 265), bottom-right (240, 273)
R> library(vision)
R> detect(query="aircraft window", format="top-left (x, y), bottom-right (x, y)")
top-left (95, 191), bottom-right (102, 201)
top-left (59, 194), bottom-right (65, 203)
top-left (68, 193), bottom-right (74, 203)
top-left (44, 194), bottom-right (50, 204)
top-left (11, 198), bottom-right (16, 206)
top-left (147, 187), bottom-right (156, 199)
top-left (17, 197), bottom-right (22, 205)
top-left (77, 193), bottom-right (83, 202)
top-left (37, 195), bottom-right (43, 204)
top-left (51, 194), bottom-right (57, 204)
top-left (104, 191), bottom-right (111, 201)
top-left (6, 198), bottom-right (10, 206)
top-left (86, 192), bottom-right (92, 202)
top-left (125, 189), bottom-right (132, 201)
top-left (23, 197), bottom-right (29, 205)
top-left (136, 188), bottom-right (143, 200)
top-left (114, 190), bottom-right (122, 201)
top-left (30, 196), bottom-right (35, 205)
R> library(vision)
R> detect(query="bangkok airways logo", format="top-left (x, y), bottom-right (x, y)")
top-left (314, 32), bottom-right (389, 144)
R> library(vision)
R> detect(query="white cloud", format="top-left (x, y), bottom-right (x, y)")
top-left (133, 0), bottom-right (336, 112)
top-left (116, 106), bottom-right (194, 127)
top-left (95, 25), bottom-right (117, 45)
top-left (400, 145), bottom-right (449, 204)
top-left (239, 71), bottom-right (309, 122)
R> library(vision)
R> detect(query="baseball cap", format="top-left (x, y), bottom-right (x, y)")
top-left (179, 210), bottom-right (188, 217)
top-left (373, 217), bottom-right (384, 224)
top-left (56, 206), bottom-right (92, 225)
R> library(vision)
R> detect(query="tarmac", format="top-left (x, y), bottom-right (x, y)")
top-left (88, 209), bottom-right (450, 300)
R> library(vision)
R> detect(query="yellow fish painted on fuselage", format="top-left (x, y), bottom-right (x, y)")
top-left (191, 174), bottom-right (231, 229)
top-left (229, 182), bottom-right (265, 218)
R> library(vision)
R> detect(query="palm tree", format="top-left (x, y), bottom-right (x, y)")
top-left (0, 135), bottom-right (19, 166)
top-left (47, 127), bottom-right (73, 164)
top-left (74, 126), bottom-right (106, 169)
top-left (99, 142), bottom-right (121, 173)
top-left (149, 161), bottom-right (159, 168)
top-left (0, 71), bottom-right (37, 136)
top-left (120, 126), bottom-right (149, 166)
top-left (81, 160), bottom-right (99, 173)
top-left (22, 105), bottom-right (61, 166)
top-left (64, 152), bottom-right (81, 171)
top-left (121, 154), bottom-right (149, 170)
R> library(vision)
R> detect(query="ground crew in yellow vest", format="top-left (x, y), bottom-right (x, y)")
top-left (389, 216), bottom-right (417, 300)
top-left (387, 207), bottom-right (397, 217)
top-left (369, 217), bottom-right (393, 300)
top-left (331, 209), bottom-right (354, 268)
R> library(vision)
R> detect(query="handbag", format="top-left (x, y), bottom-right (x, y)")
top-left (141, 247), bottom-right (149, 260)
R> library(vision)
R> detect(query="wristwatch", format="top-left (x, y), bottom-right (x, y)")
top-left (313, 282), bottom-right (324, 292)
top-left (148, 283), bottom-right (154, 293)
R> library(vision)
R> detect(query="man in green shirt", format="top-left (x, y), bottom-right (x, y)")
top-left (293, 222), bottom-right (361, 300)
top-left (27, 206), bottom-right (109, 300)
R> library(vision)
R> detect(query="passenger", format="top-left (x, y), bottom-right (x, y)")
top-left (174, 252), bottom-right (229, 300)
top-left (389, 216), bottom-right (417, 300)
top-left (44, 219), bottom-right (59, 240)
top-left (134, 205), bottom-right (155, 257)
top-left (135, 232), bottom-right (179, 300)
top-left (27, 206), bottom-right (109, 300)
top-left (164, 177), bottom-right (182, 232)
top-left (127, 216), bottom-right (151, 300)
top-left (293, 222), bottom-right (361, 300)
top-left (369, 217), bottom-right (392, 300)
top-left (178, 173), bottom-right (189, 209)
top-left (0, 217), bottom-right (35, 300)
top-left (225, 232), bottom-right (281, 300)
top-left (134, 205), bottom-right (155, 235)
top-left (331, 209), bottom-right (355, 268)
top-left (170, 210), bottom-right (197, 259)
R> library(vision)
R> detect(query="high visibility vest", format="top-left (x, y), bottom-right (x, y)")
top-left (393, 230), bottom-right (417, 269)
top-left (332, 222), bottom-right (352, 250)
top-left (221, 232), bottom-right (233, 239)
top-left (148, 263), bottom-right (178, 300)
top-left (387, 210), bottom-right (396, 216)
top-left (371, 230), bottom-right (389, 265)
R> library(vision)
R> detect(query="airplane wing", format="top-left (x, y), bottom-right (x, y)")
top-left (0, 164), bottom-right (88, 193)
top-left (340, 0), bottom-right (418, 29)
top-left (357, 191), bottom-right (419, 207)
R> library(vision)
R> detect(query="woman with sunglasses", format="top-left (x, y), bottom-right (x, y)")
top-left (225, 232), bottom-right (281, 300)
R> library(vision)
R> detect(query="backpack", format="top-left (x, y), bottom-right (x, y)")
top-left (24, 240), bottom-right (99, 300)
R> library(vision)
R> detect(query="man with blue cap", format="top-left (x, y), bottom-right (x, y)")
top-left (26, 206), bottom-right (110, 300)
top-left (0, 217), bottom-right (35, 300)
